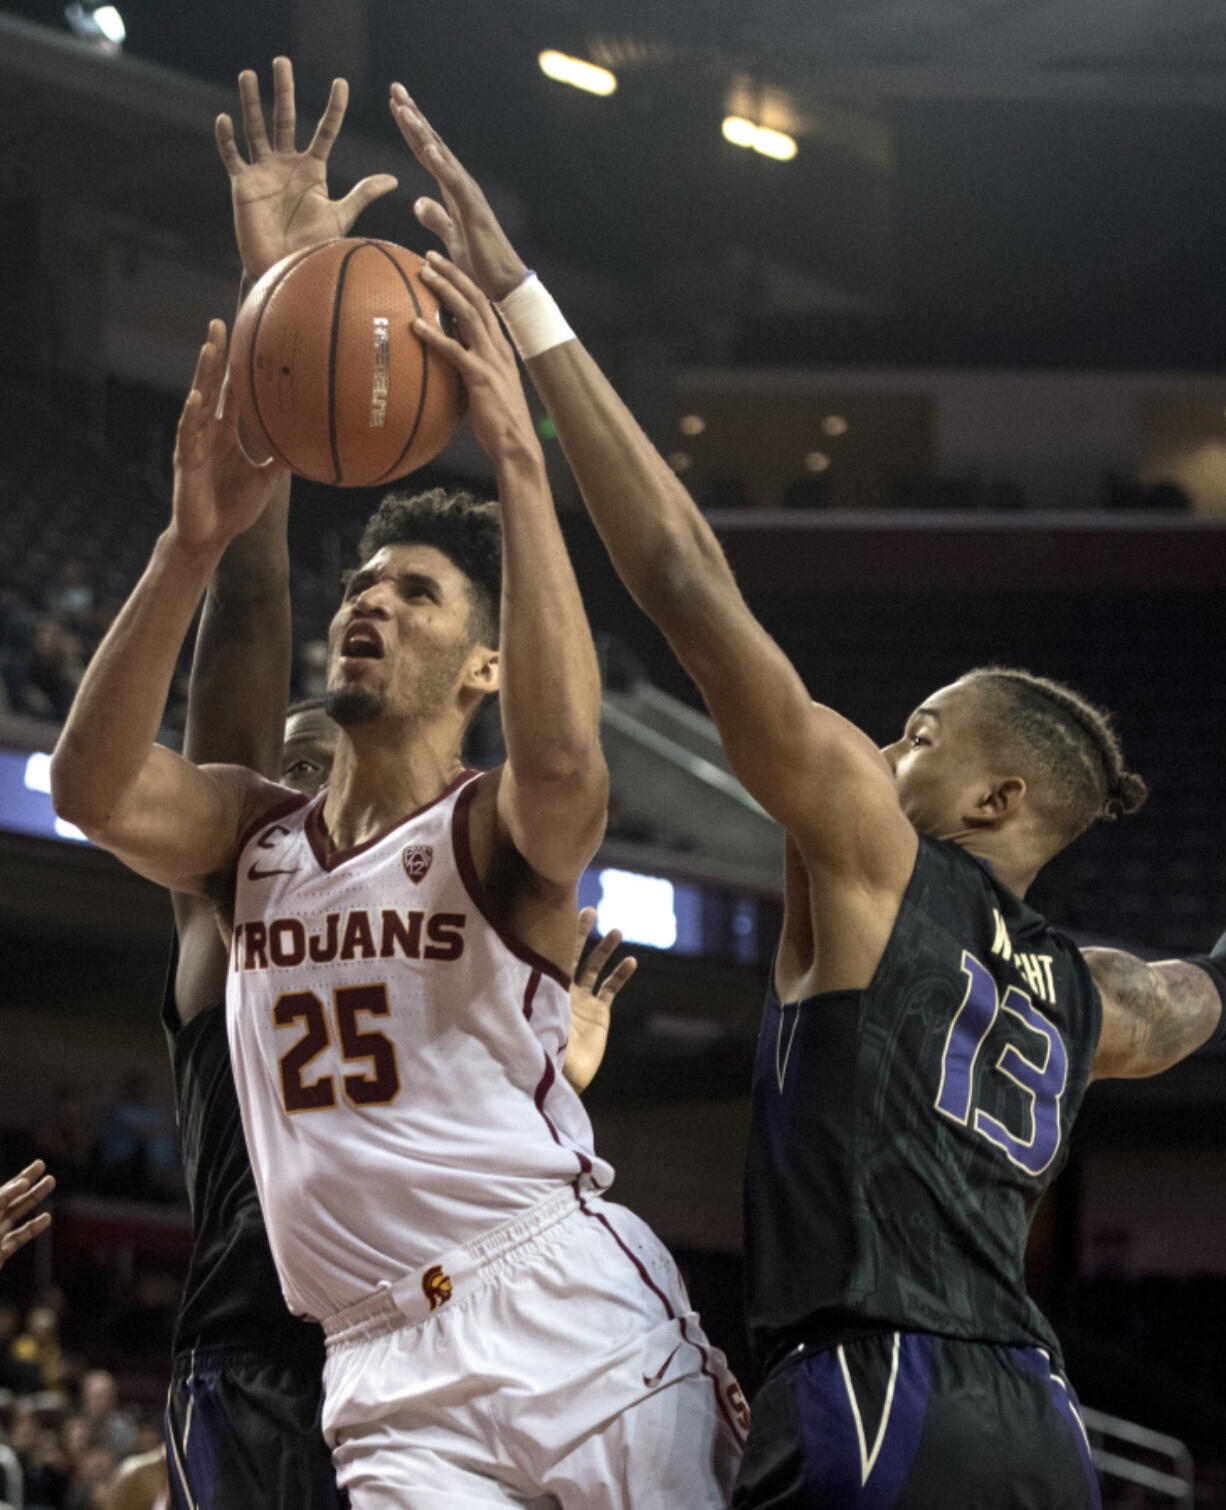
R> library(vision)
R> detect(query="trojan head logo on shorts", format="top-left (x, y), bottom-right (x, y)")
top-left (402, 845), bottom-right (433, 883)
top-left (422, 1265), bottom-right (453, 1311)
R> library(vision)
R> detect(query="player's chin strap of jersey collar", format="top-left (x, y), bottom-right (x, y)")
top-left (1183, 931), bottom-right (1226, 1049)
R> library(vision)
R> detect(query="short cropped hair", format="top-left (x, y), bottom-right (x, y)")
top-left (963, 667), bottom-right (1148, 844)
top-left (357, 488), bottom-right (502, 647)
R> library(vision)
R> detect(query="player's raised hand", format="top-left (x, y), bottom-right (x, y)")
top-left (217, 57), bottom-right (398, 281)
top-left (564, 908), bottom-right (638, 1093)
top-left (172, 321), bottom-right (286, 552)
top-left (0, 1159), bottom-right (54, 1270)
top-left (414, 253), bottom-right (538, 464)
top-left (389, 82), bottom-right (528, 301)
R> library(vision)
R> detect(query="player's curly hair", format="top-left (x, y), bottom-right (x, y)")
top-left (357, 487), bottom-right (502, 646)
top-left (962, 666), bottom-right (1148, 844)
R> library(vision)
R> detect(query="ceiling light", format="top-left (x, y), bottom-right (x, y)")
top-left (64, 1), bottom-right (125, 49)
top-left (539, 50), bottom-right (617, 96)
top-left (753, 125), bottom-right (798, 161)
top-left (669, 452), bottom-right (693, 473)
top-left (722, 116), bottom-right (797, 161)
top-left (821, 415), bottom-right (849, 437)
top-left (679, 415), bottom-right (706, 436)
top-left (804, 451), bottom-right (831, 473)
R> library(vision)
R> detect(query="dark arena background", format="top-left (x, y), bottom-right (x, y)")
top-left (1, 0), bottom-right (1226, 1505)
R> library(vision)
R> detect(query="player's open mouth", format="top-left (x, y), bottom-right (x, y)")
top-left (340, 625), bottom-right (385, 661)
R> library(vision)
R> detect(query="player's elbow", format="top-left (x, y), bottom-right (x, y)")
top-left (49, 739), bottom-right (115, 837)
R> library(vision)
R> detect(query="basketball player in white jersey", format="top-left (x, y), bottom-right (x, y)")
top-left (50, 201), bottom-right (746, 1504)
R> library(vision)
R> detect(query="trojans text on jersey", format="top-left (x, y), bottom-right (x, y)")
top-left (232, 910), bottom-right (468, 972)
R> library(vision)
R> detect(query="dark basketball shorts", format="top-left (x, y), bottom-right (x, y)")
top-left (166, 1346), bottom-right (345, 1510)
top-left (733, 1331), bottom-right (1101, 1510)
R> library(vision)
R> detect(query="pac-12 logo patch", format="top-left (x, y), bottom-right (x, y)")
top-left (422, 1264), bottom-right (452, 1310)
top-left (402, 845), bottom-right (433, 883)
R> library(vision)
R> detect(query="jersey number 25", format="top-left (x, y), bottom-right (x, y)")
top-left (273, 985), bottom-right (401, 1113)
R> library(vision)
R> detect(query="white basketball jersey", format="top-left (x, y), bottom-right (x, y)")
top-left (227, 769), bottom-right (613, 1321)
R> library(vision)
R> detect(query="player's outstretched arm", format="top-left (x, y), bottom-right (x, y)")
top-left (1086, 948), bottom-right (1224, 1078)
top-left (414, 255), bottom-right (608, 886)
top-left (564, 907), bottom-right (637, 1092)
top-left (390, 88), bottom-right (912, 894)
top-left (176, 60), bottom-right (390, 1019)
top-left (51, 323), bottom-right (288, 894)
top-left (198, 54), bottom-right (394, 778)
top-left (0, 1159), bottom-right (54, 1270)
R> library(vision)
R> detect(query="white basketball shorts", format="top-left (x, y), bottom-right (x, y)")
top-left (321, 1188), bottom-right (747, 1508)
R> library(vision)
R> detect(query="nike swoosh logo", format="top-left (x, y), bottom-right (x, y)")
top-left (247, 864), bottom-right (298, 880)
top-left (642, 1344), bottom-right (681, 1389)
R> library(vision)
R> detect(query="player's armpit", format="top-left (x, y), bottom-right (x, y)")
top-left (1087, 949), bottom-right (1223, 1079)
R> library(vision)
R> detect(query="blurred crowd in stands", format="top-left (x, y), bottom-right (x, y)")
top-left (0, 1293), bottom-right (165, 1509)
top-left (8, 1079), bottom-right (179, 1208)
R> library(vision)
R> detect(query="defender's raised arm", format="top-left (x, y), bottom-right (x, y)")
top-left (389, 88), bottom-right (913, 912)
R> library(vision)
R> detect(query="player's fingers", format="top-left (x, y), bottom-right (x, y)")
top-left (337, 174), bottom-right (399, 230)
top-left (271, 55), bottom-right (297, 152)
top-left (2, 1174), bottom-right (54, 1225)
top-left (598, 955), bottom-right (638, 1002)
top-left (237, 68), bottom-right (271, 159)
top-left (414, 198), bottom-right (468, 268)
top-left (419, 262), bottom-right (483, 335)
top-left (0, 1159), bottom-right (45, 1198)
top-left (414, 195), bottom-right (456, 242)
top-left (215, 114), bottom-right (244, 176)
top-left (573, 907), bottom-right (598, 975)
top-left (411, 313), bottom-right (474, 361)
top-left (423, 255), bottom-right (503, 344)
top-left (0, 1211), bottom-right (51, 1262)
top-left (584, 926), bottom-right (623, 980)
top-left (307, 76), bottom-right (349, 161)
top-left (200, 320), bottom-right (228, 408)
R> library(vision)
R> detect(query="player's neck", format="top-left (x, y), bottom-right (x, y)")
top-left (321, 722), bottom-right (466, 853)
top-left (955, 834), bottom-right (1039, 898)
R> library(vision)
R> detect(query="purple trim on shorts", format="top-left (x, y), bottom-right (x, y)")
top-left (1014, 1348), bottom-right (1103, 1509)
top-left (793, 1333), bottom-right (931, 1509)
top-left (450, 778), bottom-right (572, 990)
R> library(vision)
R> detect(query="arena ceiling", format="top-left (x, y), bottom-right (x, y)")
top-left (4, 0), bottom-right (1226, 360)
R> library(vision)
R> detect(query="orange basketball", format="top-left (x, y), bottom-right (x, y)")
top-left (230, 238), bottom-right (466, 487)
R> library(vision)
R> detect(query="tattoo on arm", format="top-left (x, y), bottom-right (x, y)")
top-left (1086, 948), bottom-right (1223, 1079)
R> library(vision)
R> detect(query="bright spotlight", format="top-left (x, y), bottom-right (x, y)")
top-left (65, 1), bottom-right (125, 48)
top-left (722, 115), bottom-right (759, 149)
top-left (679, 414), bottom-right (707, 436)
top-left (539, 50), bottom-right (617, 96)
top-left (722, 115), bottom-right (798, 161)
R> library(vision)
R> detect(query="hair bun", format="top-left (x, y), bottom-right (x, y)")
top-left (1104, 770), bottom-right (1149, 820)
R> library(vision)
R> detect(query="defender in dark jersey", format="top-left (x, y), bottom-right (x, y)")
top-left (388, 102), bottom-right (1226, 1509)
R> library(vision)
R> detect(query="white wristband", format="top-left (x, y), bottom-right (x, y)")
top-left (496, 272), bottom-right (575, 361)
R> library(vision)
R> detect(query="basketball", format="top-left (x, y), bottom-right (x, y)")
top-left (229, 238), bottom-right (466, 487)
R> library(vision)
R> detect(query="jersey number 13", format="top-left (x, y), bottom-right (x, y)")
top-left (934, 951), bottom-right (1068, 1177)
